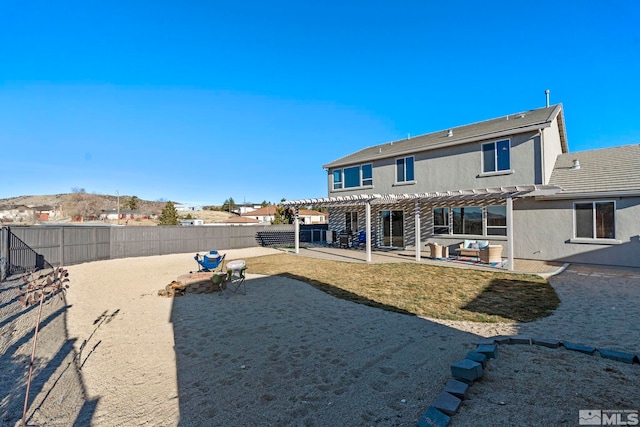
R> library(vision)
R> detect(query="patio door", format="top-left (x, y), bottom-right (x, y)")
top-left (381, 210), bottom-right (404, 247)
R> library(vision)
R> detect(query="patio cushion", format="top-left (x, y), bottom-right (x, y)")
top-left (463, 239), bottom-right (475, 249)
top-left (477, 240), bottom-right (489, 249)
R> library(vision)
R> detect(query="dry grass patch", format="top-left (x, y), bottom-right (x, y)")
top-left (245, 253), bottom-right (559, 323)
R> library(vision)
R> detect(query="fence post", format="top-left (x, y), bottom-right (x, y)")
top-left (59, 226), bottom-right (64, 266)
top-left (0, 227), bottom-right (7, 281)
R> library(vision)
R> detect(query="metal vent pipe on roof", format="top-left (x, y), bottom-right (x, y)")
top-left (545, 89), bottom-right (550, 107)
top-left (571, 159), bottom-right (581, 170)
top-left (447, 129), bottom-right (453, 137)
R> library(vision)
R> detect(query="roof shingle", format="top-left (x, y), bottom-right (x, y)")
top-left (324, 104), bottom-right (566, 168)
top-left (549, 144), bottom-right (640, 193)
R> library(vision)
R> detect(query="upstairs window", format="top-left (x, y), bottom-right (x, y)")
top-left (362, 164), bottom-right (373, 186)
top-left (482, 139), bottom-right (510, 173)
top-left (575, 201), bottom-right (615, 239)
top-left (333, 169), bottom-right (343, 190)
top-left (333, 164), bottom-right (373, 189)
top-left (344, 166), bottom-right (360, 188)
top-left (396, 156), bottom-right (415, 183)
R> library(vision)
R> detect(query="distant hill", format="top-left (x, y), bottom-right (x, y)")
top-left (0, 193), bottom-right (235, 224)
top-left (0, 193), bottom-right (166, 215)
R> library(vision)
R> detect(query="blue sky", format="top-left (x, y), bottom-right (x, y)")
top-left (1, 1), bottom-right (639, 206)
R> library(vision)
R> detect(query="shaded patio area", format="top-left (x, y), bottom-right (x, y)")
top-left (283, 246), bottom-right (565, 277)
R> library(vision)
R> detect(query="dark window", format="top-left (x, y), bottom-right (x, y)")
top-left (453, 206), bottom-right (482, 235)
top-left (333, 169), bottom-right (342, 190)
top-left (482, 140), bottom-right (510, 173)
top-left (344, 166), bottom-right (360, 188)
top-left (575, 202), bottom-right (615, 239)
top-left (486, 205), bottom-right (507, 236)
top-left (433, 207), bottom-right (449, 234)
top-left (345, 211), bottom-right (358, 233)
top-left (396, 156), bottom-right (414, 182)
top-left (362, 164), bottom-right (373, 186)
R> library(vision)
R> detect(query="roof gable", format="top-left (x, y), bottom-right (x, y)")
top-left (324, 104), bottom-right (567, 168)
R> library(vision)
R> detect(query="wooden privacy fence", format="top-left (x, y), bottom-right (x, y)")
top-left (5, 224), bottom-right (297, 270)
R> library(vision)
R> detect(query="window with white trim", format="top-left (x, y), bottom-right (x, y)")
top-left (574, 201), bottom-right (615, 239)
top-left (486, 205), bottom-right (507, 236)
top-left (333, 169), bottom-right (342, 190)
top-left (433, 207), bottom-right (449, 234)
top-left (482, 139), bottom-right (510, 173)
top-left (396, 156), bottom-right (414, 182)
top-left (362, 164), bottom-right (373, 186)
top-left (452, 206), bottom-right (483, 235)
top-left (333, 164), bottom-right (373, 189)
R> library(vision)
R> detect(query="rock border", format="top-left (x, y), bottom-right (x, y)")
top-left (414, 336), bottom-right (640, 426)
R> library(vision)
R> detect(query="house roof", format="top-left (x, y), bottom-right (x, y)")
top-left (324, 104), bottom-right (568, 169)
top-left (242, 206), bottom-right (277, 216)
top-left (298, 209), bottom-right (326, 216)
top-left (224, 216), bottom-right (260, 224)
top-left (549, 144), bottom-right (640, 194)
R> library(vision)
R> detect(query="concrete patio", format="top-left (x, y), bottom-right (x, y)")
top-left (284, 245), bottom-right (566, 277)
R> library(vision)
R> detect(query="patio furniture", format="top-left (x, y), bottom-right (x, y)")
top-left (455, 240), bottom-right (489, 260)
top-left (338, 232), bottom-right (350, 248)
top-left (194, 251), bottom-right (226, 273)
top-left (356, 231), bottom-right (367, 248)
top-left (479, 245), bottom-right (503, 264)
top-left (222, 259), bottom-right (247, 296)
top-left (427, 242), bottom-right (449, 259)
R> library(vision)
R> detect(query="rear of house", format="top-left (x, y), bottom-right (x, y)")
top-left (290, 104), bottom-right (639, 268)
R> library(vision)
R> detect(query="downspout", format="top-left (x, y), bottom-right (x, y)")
top-left (294, 207), bottom-right (300, 254)
top-left (539, 129), bottom-right (546, 185)
top-left (506, 197), bottom-right (514, 271)
top-left (415, 201), bottom-right (421, 262)
top-left (365, 201), bottom-right (372, 263)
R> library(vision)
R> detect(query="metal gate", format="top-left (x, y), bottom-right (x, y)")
top-left (0, 226), bottom-right (52, 281)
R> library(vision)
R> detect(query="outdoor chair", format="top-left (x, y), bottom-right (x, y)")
top-left (428, 242), bottom-right (448, 259)
top-left (194, 251), bottom-right (226, 273)
top-left (218, 259), bottom-right (247, 297)
top-left (356, 231), bottom-right (367, 248)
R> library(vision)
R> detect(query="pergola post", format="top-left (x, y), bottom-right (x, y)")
top-left (415, 201), bottom-right (421, 262)
top-left (506, 196), bottom-right (514, 271)
top-left (365, 201), bottom-right (372, 263)
top-left (294, 207), bottom-right (300, 254)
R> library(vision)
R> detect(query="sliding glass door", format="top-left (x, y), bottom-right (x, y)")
top-left (381, 210), bottom-right (404, 247)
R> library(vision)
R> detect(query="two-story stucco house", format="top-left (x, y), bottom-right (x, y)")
top-left (283, 104), bottom-right (640, 269)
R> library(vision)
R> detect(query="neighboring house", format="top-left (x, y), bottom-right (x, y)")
top-left (298, 209), bottom-right (327, 225)
top-left (0, 205), bottom-right (36, 223)
top-left (241, 206), bottom-right (278, 223)
top-left (175, 204), bottom-right (203, 211)
top-left (283, 103), bottom-right (640, 268)
top-left (99, 209), bottom-right (149, 221)
top-left (240, 206), bottom-right (327, 224)
top-left (32, 205), bottom-right (60, 221)
top-left (237, 204), bottom-right (263, 215)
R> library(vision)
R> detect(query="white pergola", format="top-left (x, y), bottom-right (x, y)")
top-left (282, 185), bottom-right (561, 271)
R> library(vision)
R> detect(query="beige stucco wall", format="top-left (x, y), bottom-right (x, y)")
top-left (515, 197), bottom-right (640, 268)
